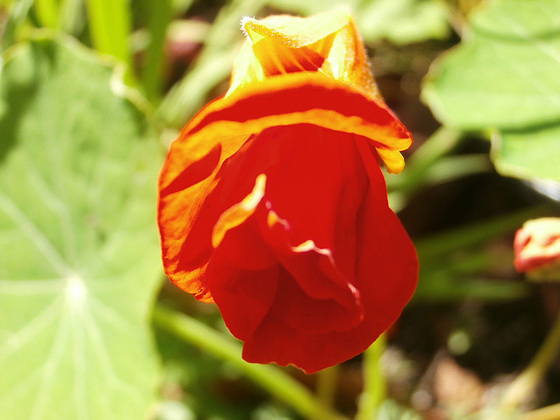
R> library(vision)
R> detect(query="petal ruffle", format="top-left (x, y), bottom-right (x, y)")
top-left (162, 124), bottom-right (416, 372)
top-left (158, 9), bottom-right (418, 373)
top-left (177, 124), bottom-right (367, 308)
top-left (239, 136), bottom-right (417, 373)
top-left (158, 74), bottom-right (412, 298)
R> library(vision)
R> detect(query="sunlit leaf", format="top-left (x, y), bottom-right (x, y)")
top-left (356, 0), bottom-right (449, 44)
top-left (422, 0), bottom-right (560, 182)
top-left (0, 35), bottom-right (163, 420)
top-left (267, 0), bottom-right (449, 44)
top-left (494, 125), bottom-right (560, 183)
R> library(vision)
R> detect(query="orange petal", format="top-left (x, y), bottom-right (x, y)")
top-left (158, 9), bottom-right (414, 306)
top-left (158, 74), bottom-right (411, 297)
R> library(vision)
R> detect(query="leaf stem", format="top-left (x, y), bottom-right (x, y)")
top-left (34, 0), bottom-right (59, 28)
top-left (315, 364), bottom-right (340, 418)
top-left (355, 334), bottom-right (386, 420)
top-left (140, 0), bottom-right (173, 102)
top-left (152, 304), bottom-right (349, 420)
top-left (85, 0), bottom-right (132, 68)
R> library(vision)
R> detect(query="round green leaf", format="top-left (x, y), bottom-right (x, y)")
top-left (356, 0), bottom-right (449, 45)
top-left (423, 33), bottom-right (560, 129)
top-left (0, 35), bottom-right (163, 420)
top-left (493, 124), bottom-right (560, 182)
top-left (422, 0), bottom-right (560, 182)
top-left (266, 0), bottom-right (449, 44)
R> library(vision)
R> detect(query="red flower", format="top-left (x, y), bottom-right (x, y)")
top-left (514, 218), bottom-right (560, 278)
top-left (158, 9), bottom-right (418, 373)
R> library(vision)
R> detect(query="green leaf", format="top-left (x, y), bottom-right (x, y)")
top-left (0, 35), bottom-right (163, 420)
top-left (422, 0), bottom-right (560, 182)
top-left (153, 305), bottom-right (349, 420)
top-left (266, 0), bottom-right (361, 16)
top-left (356, 0), bottom-right (449, 45)
top-left (494, 125), bottom-right (560, 182)
top-left (267, 0), bottom-right (450, 44)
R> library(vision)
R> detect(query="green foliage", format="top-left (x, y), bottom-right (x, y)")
top-left (413, 207), bottom-right (544, 302)
top-left (34, 0), bottom-right (59, 28)
top-left (0, 35), bottom-right (163, 420)
top-left (495, 125), bottom-right (560, 184)
top-left (356, 0), bottom-right (449, 44)
top-left (2, 0), bottom-right (560, 419)
top-left (1, 0), bottom-right (34, 50)
top-left (376, 399), bottom-right (422, 420)
top-left (33, 0), bottom-right (85, 34)
top-left (423, 0), bottom-right (560, 182)
top-left (157, 0), bottom-right (268, 128)
top-left (387, 127), bottom-right (491, 213)
top-left (267, 0), bottom-right (449, 44)
top-left (153, 305), bottom-right (346, 420)
top-left (140, 0), bottom-right (173, 102)
top-left (85, 0), bottom-right (132, 67)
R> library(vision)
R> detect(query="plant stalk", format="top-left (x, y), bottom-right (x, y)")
top-left (355, 334), bottom-right (387, 420)
top-left (152, 304), bottom-right (349, 420)
top-left (316, 364), bottom-right (340, 419)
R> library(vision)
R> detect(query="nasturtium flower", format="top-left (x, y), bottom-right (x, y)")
top-left (158, 9), bottom-right (418, 373)
top-left (514, 218), bottom-right (560, 280)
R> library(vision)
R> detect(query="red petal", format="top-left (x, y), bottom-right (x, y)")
top-left (514, 218), bottom-right (560, 273)
top-left (183, 125), bottom-right (417, 372)
top-left (241, 136), bottom-right (416, 373)
top-left (158, 74), bottom-right (412, 300)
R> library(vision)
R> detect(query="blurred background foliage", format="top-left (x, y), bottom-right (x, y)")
top-left (1, 0), bottom-right (559, 419)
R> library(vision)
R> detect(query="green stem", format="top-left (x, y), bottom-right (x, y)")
top-left (58, 0), bottom-right (85, 34)
top-left (356, 334), bottom-right (387, 420)
top-left (35, 0), bottom-right (59, 28)
top-left (85, 0), bottom-right (132, 68)
top-left (500, 309), bottom-right (560, 412)
top-left (152, 304), bottom-right (349, 420)
top-left (316, 364), bottom-right (340, 418)
top-left (140, 0), bottom-right (173, 102)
